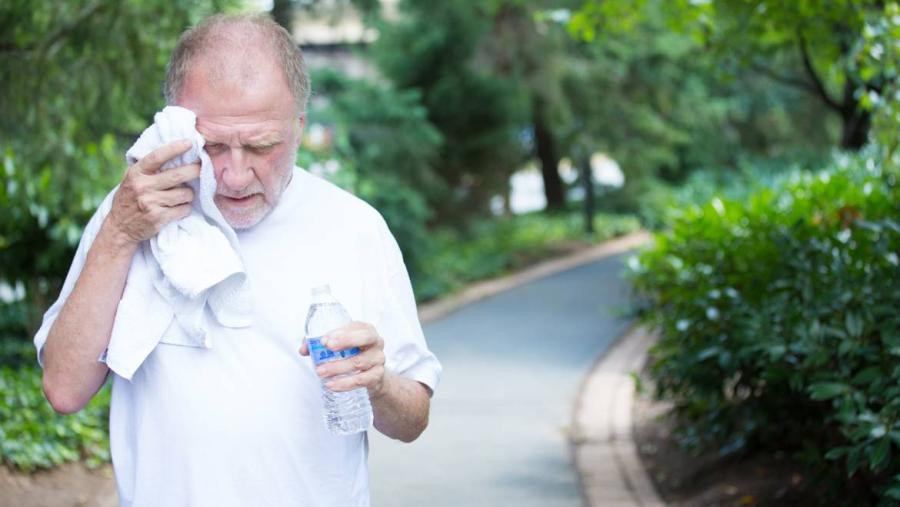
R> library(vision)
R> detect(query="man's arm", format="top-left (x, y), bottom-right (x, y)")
top-left (300, 322), bottom-right (431, 442)
top-left (42, 140), bottom-right (198, 414)
top-left (42, 224), bottom-right (138, 414)
top-left (368, 372), bottom-right (431, 443)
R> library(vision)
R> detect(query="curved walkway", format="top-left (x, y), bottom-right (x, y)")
top-left (369, 232), bottom-right (656, 506)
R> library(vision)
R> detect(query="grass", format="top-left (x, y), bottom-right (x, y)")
top-left (413, 210), bottom-right (641, 302)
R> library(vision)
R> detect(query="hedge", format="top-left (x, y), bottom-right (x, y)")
top-left (628, 150), bottom-right (900, 505)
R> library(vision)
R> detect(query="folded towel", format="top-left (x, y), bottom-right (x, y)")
top-left (104, 106), bottom-right (252, 380)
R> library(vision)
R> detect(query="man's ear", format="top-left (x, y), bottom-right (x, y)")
top-left (295, 114), bottom-right (306, 144)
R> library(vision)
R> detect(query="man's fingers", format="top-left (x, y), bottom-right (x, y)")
top-left (325, 365), bottom-right (384, 393)
top-left (162, 203), bottom-right (192, 223)
top-left (299, 339), bottom-right (309, 357)
top-left (147, 163), bottom-right (201, 190)
top-left (136, 139), bottom-right (193, 175)
top-left (157, 186), bottom-right (195, 207)
top-left (325, 324), bottom-right (380, 351)
top-left (315, 348), bottom-right (385, 379)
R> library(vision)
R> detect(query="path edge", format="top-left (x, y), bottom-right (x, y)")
top-left (418, 230), bottom-right (652, 325)
top-left (571, 326), bottom-right (664, 507)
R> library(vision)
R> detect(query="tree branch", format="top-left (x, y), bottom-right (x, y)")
top-left (796, 28), bottom-right (842, 112)
top-left (747, 59), bottom-right (819, 95)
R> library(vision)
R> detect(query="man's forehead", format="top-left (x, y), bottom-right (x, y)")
top-left (196, 118), bottom-right (286, 143)
top-left (179, 56), bottom-right (296, 144)
top-left (177, 45), bottom-right (295, 118)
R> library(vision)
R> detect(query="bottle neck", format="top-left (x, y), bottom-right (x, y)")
top-left (310, 284), bottom-right (337, 305)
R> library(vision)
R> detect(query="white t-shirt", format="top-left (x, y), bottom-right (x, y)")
top-left (33, 168), bottom-right (442, 507)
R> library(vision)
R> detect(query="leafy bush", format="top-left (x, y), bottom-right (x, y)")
top-left (0, 342), bottom-right (110, 471)
top-left (416, 211), bottom-right (640, 301)
top-left (628, 149), bottom-right (900, 504)
top-left (1, 141), bottom-right (122, 337)
top-left (621, 149), bottom-right (834, 230)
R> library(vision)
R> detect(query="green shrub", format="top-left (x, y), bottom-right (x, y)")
top-left (0, 342), bottom-right (110, 472)
top-left (627, 150), bottom-right (834, 230)
top-left (628, 149), bottom-right (900, 505)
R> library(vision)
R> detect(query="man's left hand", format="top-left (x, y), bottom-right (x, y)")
top-left (299, 321), bottom-right (387, 398)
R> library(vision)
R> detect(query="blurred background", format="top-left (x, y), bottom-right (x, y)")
top-left (1, 0), bottom-right (898, 505)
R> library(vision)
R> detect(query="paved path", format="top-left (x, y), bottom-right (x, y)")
top-left (369, 253), bottom-right (634, 506)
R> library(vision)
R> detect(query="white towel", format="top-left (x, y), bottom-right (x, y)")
top-left (104, 106), bottom-right (252, 380)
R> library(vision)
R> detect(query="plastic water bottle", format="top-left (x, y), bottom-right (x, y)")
top-left (305, 285), bottom-right (373, 435)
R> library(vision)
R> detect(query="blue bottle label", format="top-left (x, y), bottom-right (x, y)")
top-left (308, 337), bottom-right (361, 366)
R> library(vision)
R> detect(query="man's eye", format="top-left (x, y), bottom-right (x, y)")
top-left (205, 143), bottom-right (226, 153)
top-left (249, 144), bottom-right (277, 153)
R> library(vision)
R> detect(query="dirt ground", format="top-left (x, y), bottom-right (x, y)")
top-left (632, 367), bottom-right (818, 507)
top-left (0, 462), bottom-right (117, 507)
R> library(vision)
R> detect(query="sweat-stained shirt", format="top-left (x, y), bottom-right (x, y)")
top-left (34, 167), bottom-right (442, 507)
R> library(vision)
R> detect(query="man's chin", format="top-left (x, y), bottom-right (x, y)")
top-left (214, 194), bottom-right (271, 230)
top-left (220, 205), bottom-right (270, 230)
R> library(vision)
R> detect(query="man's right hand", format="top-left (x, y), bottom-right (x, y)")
top-left (107, 139), bottom-right (200, 245)
top-left (41, 139), bottom-right (202, 413)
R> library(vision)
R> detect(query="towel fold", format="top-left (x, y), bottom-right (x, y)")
top-left (104, 106), bottom-right (252, 380)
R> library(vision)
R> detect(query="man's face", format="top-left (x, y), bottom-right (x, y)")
top-left (176, 53), bottom-right (303, 230)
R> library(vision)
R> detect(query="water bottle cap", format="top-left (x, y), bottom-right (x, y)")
top-left (310, 284), bottom-right (332, 298)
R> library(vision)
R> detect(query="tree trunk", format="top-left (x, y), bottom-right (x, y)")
top-left (840, 107), bottom-right (872, 150)
top-left (271, 0), bottom-right (295, 32)
top-left (795, 31), bottom-right (873, 151)
top-left (533, 99), bottom-right (565, 211)
top-left (580, 154), bottom-right (594, 234)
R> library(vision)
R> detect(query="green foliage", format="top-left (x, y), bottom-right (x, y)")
top-left (572, 0), bottom-right (895, 150)
top-left (372, 0), bottom-right (528, 221)
top-left (0, 342), bottom-right (110, 471)
top-left (302, 68), bottom-right (442, 276)
top-left (629, 150), bottom-right (900, 504)
top-left (633, 150), bottom-right (833, 229)
top-left (563, 0), bottom-right (840, 218)
top-left (564, 4), bottom-right (735, 181)
top-left (0, 140), bottom-right (122, 335)
top-left (416, 211), bottom-right (640, 301)
top-left (860, 2), bottom-right (900, 158)
top-left (0, 0), bottom-right (240, 337)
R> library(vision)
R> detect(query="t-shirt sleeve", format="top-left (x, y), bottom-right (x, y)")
top-left (33, 189), bottom-right (117, 368)
top-left (373, 218), bottom-right (442, 394)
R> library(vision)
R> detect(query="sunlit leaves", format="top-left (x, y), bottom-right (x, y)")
top-left (628, 149), bottom-right (900, 502)
top-left (0, 343), bottom-right (111, 471)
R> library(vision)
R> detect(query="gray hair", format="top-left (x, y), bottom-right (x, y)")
top-left (164, 13), bottom-right (310, 114)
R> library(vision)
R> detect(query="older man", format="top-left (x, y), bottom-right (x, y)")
top-left (34, 13), bottom-right (440, 507)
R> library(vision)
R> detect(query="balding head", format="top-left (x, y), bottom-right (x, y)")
top-left (164, 13), bottom-right (310, 115)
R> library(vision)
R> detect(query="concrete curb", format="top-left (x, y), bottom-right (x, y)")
top-left (417, 230), bottom-right (653, 325)
top-left (572, 326), bottom-right (664, 507)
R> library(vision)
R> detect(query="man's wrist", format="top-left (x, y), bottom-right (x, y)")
top-left (96, 217), bottom-right (140, 260)
top-left (368, 370), bottom-right (393, 401)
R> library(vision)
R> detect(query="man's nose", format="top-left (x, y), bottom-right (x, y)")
top-left (219, 149), bottom-right (255, 191)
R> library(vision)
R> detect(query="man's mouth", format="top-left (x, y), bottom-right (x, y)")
top-left (219, 194), bottom-right (259, 206)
